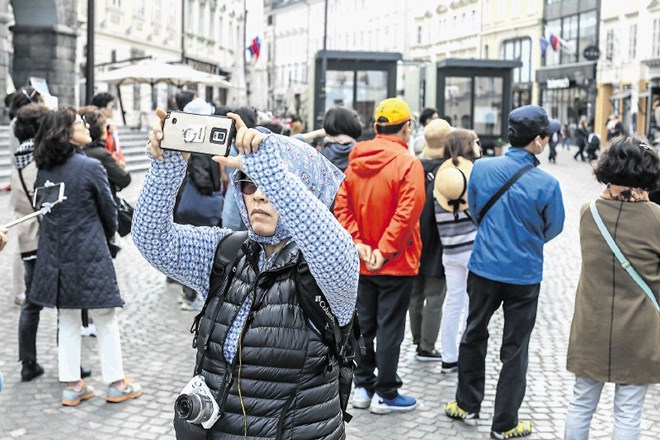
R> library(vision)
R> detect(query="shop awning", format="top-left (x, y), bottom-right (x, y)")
top-left (609, 90), bottom-right (631, 101)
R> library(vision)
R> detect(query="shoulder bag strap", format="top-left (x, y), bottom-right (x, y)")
top-left (589, 201), bottom-right (659, 313)
top-left (17, 168), bottom-right (41, 225)
top-left (477, 164), bottom-right (534, 223)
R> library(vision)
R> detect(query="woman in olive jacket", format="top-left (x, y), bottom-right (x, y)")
top-left (565, 136), bottom-right (660, 440)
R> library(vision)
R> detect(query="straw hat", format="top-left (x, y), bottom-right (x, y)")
top-left (433, 157), bottom-right (474, 214)
top-left (422, 119), bottom-right (454, 159)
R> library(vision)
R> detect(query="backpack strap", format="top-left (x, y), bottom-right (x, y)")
top-left (190, 231), bottom-right (249, 352)
top-left (589, 201), bottom-right (659, 314)
top-left (477, 164), bottom-right (534, 223)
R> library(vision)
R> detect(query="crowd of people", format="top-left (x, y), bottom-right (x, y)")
top-left (1, 88), bottom-right (658, 440)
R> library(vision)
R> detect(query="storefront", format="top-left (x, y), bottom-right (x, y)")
top-left (314, 50), bottom-right (401, 135)
top-left (536, 61), bottom-right (597, 126)
top-left (643, 59), bottom-right (660, 144)
top-left (435, 59), bottom-right (521, 154)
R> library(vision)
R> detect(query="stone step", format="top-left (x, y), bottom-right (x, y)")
top-left (0, 126), bottom-right (150, 185)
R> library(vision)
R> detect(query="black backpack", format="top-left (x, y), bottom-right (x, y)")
top-left (190, 231), bottom-right (362, 423)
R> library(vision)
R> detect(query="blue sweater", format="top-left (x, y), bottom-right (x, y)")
top-left (467, 148), bottom-right (565, 284)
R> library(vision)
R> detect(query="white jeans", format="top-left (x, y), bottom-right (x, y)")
top-left (564, 375), bottom-right (649, 440)
top-left (58, 308), bottom-right (125, 383)
top-left (439, 249), bottom-right (471, 363)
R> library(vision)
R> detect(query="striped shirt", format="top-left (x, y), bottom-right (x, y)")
top-left (434, 200), bottom-right (477, 255)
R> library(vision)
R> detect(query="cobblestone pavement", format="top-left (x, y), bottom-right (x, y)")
top-left (0, 146), bottom-right (658, 439)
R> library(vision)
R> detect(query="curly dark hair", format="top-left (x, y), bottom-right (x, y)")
top-left (444, 129), bottom-right (479, 164)
top-left (91, 92), bottom-right (115, 109)
top-left (14, 103), bottom-right (49, 143)
top-left (33, 107), bottom-right (77, 170)
top-left (80, 108), bottom-right (106, 141)
top-left (594, 136), bottom-right (660, 191)
top-left (9, 86), bottom-right (42, 119)
top-left (323, 106), bottom-right (362, 140)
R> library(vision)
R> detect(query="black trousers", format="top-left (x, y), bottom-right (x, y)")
top-left (456, 272), bottom-right (539, 432)
top-left (354, 275), bottom-right (413, 399)
top-left (18, 259), bottom-right (42, 362)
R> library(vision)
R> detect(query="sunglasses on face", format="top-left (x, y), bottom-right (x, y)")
top-left (236, 177), bottom-right (258, 195)
top-left (75, 115), bottom-right (90, 128)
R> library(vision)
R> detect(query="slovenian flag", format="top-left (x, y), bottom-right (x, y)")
top-left (248, 36), bottom-right (261, 61)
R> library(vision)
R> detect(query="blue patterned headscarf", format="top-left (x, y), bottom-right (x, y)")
top-left (233, 132), bottom-right (344, 246)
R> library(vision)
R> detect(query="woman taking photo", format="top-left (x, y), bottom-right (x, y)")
top-left (564, 136), bottom-right (660, 439)
top-left (31, 107), bottom-right (141, 406)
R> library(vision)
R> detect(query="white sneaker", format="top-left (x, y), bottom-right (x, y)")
top-left (369, 393), bottom-right (417, 414)
top-left (351, 387), bottom-right (373, 409)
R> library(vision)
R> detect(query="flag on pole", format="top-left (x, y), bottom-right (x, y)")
top-left (540, 36), bottom-right (549, 57)
top-left (549, 33), bottom-right (560, 51)
top-left (247, 36), bottom-right (261, 61)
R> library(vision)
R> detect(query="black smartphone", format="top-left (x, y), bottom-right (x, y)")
top-left (161, 111), bottom-right (236, 156)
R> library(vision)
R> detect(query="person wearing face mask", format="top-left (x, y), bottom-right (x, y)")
top-left (444, 105), bottom-right (565, 440)
top-left (30, 107), bottom-right (142, 407)
top-left (132, 108), bottom-right (359, 439)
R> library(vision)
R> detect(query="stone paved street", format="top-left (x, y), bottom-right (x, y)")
top-left (0, 146), bottom-right (658, 439)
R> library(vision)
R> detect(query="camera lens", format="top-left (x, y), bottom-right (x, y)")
top-left (175, 392), bottom-right (214, 424)
top-left (172, 117), bottom-right (178, 125)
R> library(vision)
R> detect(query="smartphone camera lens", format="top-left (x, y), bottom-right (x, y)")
top-left (172, 118), bottom-right (177, 125)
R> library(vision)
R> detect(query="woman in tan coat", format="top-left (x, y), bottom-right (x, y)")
top-left (565, 136), bottom-right (660, 439)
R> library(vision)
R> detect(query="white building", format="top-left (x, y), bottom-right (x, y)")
top-left (76, 0), bottom-right (247, 127)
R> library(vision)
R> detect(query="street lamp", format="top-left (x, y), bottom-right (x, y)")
top-left (85, 0), bottom-right (95, 104)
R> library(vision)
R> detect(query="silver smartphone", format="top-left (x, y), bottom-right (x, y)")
top-left (161, 111), bottom-right (236, 156)
top-left (33, 182), bottom-right (66, 210)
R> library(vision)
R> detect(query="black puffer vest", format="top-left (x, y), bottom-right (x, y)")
top-left (174, 240), bottom-right (345, 440)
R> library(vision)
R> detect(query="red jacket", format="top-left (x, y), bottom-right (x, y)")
top-left (334, 134), bottom-right (425, 276)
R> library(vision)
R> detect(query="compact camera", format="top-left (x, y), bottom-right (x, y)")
top-left (161, 110), bottom-right (236, 156)
top-left (174, 375), bottom-right (221, 429)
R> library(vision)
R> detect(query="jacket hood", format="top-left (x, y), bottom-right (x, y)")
top-left (233, 130), bottom-right (345, 246)
top-left (349, 135), bottom-right (408, 177)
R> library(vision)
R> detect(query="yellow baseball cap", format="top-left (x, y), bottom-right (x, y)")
top-left (374, 98), bottom-right (411, 126)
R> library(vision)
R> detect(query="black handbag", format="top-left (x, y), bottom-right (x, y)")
top-left (116, 196), bottom-right (134, 237)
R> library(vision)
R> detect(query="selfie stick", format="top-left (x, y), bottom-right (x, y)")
top-left (1, 200), bottom-right (65, 229)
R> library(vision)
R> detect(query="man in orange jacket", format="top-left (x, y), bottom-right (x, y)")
top-left (335, 97), bottom-right (425, 414)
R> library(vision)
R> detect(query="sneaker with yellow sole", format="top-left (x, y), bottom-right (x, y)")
top-left (106, 378), bottom-right (143, 403)
top-left (62, 381), bottom-right (95, 406)
top-left (445, 401), bottom-right (479, 420)
top-left (490, 421), bottom-right (533, 439)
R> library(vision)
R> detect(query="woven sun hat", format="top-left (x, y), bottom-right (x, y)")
top-left (433, 157), bottom-right (474, 214)
top-left (422, 119), bottom-right (454, 159)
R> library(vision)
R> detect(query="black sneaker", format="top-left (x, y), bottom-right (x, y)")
top-left (21, 360), bottom-right (44, 382)
top-left (441, 361), bottom-right (458, 373)
top-left (415, 349), bottom-right (442, 362)
top-left (81, 366), bottom-right (92, 379)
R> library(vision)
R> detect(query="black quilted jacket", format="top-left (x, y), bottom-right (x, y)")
top-left (174, 241), bottom-right (344, 440)
top-left (30, 151), bottom-right (123, 309)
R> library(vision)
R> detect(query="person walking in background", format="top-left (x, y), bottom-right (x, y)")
top-left (91, 92), bottom-right (125, 166)
top-left (411, 107), bottom-right (439, 155)
top-left (8, 87), bottom-right (43, 307)
top-left (561, 123), bottom-right (571, 150)
top-left (574, 117), bottom-right (589, 162)
top-left (30, 107), bottom-right (141, 407)
top-left (318, 106), bottom-right (362, 172)
top-left (335, 97), bottom-right (425, 414)
top-left (445, 105), bottom-right (564, 439)
top-left (564, 137), bottom-right (660, 440)
top-left (605, 114), bottom-right (624, 141)
top-left (548, 129), bottom-right (559, 164)
top-left (435, 129), bottom-right (480, 374)
top-left (409, 118), bottom-right (453, 362)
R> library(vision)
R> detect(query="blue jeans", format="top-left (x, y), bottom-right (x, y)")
top-left (564, 375), bottom-right (649, 440)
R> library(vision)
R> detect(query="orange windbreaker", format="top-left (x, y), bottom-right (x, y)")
top-left (334, 134), bottom-right (425, 276)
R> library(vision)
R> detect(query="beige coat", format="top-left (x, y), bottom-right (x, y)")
top-left (567, 199), bottom-right (660, 384)
top-left (9, 126), bottom-right (39, 256)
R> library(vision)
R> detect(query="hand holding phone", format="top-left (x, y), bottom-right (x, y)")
top-left (1, 182), bottom-right (66, 230)
top-left (0, 227), bottom-right (8, 251)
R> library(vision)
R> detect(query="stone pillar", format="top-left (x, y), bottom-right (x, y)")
top-left (0, 0), bottom-right (11, 122)
top-left (11, 24), bottom-right (77, 107)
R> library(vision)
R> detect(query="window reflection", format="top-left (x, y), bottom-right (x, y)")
top-left (445, 77), bottom-right (472, 129)
top-left (325, 70), bottom-right (354, 111)
top-left (474, 77), bottom-right (503, 136)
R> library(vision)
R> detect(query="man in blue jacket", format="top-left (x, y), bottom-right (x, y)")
top-left (445, 105), bottom-right (564, 440)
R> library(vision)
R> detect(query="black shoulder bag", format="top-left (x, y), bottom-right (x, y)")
top-left (476, 164), bottom-right (534, 223)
